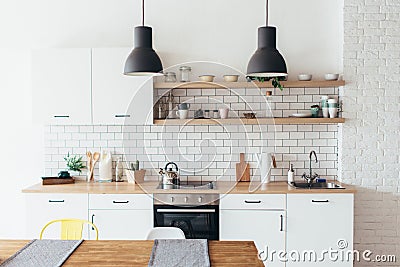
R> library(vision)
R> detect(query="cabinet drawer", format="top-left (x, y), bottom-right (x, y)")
top-left (287, 193), bottom-right (353, 208)
top-left (27, 193), bottom-right (88, 208)
top-left (220, 194), bottom-right (285, 210)
top-left (89, 194), bottom-right (153, 210)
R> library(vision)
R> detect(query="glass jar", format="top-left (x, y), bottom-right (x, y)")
top-left (179, 66), bottom-right (192, 82)
top-left (164, 72), bottom-right (177, 83)
top-left (213, 110), bottom-right (219, 119)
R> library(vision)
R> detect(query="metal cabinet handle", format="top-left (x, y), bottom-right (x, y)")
top-left (244, 200), bottom-right (262, 204)
top-left (53, 115), bottom-right (70, 118)
top-left (312, 200), bottom-right (329, 203)
top-left (280, 215), bottom-right (284, 232)
top-left (115, 115), bottom-right (131, 118)
top-left (91, 214), bottom-right (95, 230)
top-left (48, 200), bottom-right (64, 203)
top-left (112, 200), bottom-right (130, 204)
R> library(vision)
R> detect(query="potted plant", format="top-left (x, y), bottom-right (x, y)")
top-left (247, 76), bottom-right (285, 91)
top-left (62, 153), bottom-right (86, 178)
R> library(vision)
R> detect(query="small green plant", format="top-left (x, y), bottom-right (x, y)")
top-left (247, 76), bottom-right (285, 91)
top-left (64, 153), bottom-right (86, 173)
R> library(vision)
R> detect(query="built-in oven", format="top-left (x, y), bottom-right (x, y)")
top-left (153, 194), bottom-right (219, 240)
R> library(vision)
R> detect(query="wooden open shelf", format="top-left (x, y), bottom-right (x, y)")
top-left (154, 118), bottom-right (345, 125)
top-left (154, 80), bottom-right (345, 89)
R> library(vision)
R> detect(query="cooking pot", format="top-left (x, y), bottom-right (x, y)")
top-left (159, 162), bottom-right (180, 185)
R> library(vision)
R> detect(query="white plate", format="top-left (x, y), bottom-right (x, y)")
top-left (290, 113), bottom-right (313, 118)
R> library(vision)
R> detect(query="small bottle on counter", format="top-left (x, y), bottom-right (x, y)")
top-left (287, 163), bottom-right (294, 185)
top-left (134, 160), bottom-right (140, 171)
top-left (115, 157), bottom-right (123, 182)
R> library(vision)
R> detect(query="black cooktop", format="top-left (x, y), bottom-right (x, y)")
top-left (157, 181), bottom-right (216, 190)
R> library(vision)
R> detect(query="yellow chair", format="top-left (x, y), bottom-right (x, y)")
top-left (40, 218), bottom-right (99, 240)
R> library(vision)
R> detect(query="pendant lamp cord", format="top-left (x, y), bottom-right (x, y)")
top-left (266, 0), bottom-right (269, 26)
top-left (142, 0), bottom-right (145, 26)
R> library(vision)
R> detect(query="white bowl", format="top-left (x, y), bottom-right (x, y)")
top-left (223, 75), bottom-right (239, 82)
top-left (324, 73), bottom-right (339, 81)
top-left (297, 74), bottom-right (312, 81)
top-left (199, 75), bottom-right (215, 82)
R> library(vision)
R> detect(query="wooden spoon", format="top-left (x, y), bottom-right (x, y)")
top-left (90, 152), bottom-right (100, 181)
top-left (86, 151), bottom-right (92, 181)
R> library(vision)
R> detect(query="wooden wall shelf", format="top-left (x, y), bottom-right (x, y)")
top-left (154, 118), bottom-right (346, 125)
top-left (154, 80), bottom-right (345, 89)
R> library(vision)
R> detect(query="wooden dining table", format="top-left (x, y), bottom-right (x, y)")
top-left (0, 240), bottom-right (264, 266)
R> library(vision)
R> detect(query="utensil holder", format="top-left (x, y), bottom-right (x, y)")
top-left (126, 169), bottom-right (146, 184)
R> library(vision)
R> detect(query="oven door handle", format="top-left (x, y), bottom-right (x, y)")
top-left (156, 209), bottom-right (216, 213)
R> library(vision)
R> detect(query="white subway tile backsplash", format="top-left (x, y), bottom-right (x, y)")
top-left (45, 85), bottom-right (340, 182)
top-left (50, 126), bottom-right (64, 133)
top-left (100, 133), bottom-right (114, 139)
top-left (65, 126), bottom-right (79, 133)
top-left (72, 133), bottom-right (86, 140)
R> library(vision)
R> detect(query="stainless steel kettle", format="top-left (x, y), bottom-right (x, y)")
top-left (159, 162), bottom-right (180, 185)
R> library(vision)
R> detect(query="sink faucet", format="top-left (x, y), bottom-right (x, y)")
top-left (301, 150), bottom-right (319, 184)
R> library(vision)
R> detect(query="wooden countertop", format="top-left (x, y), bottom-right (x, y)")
top-left (0, 240), bottom-right (263, 266)
top-left (22, 180), bottom-right (356, 194)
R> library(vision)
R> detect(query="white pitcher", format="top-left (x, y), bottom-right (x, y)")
top-left (99, 150), bottom-right (112, 182)
top-left (255, 152), bottom-right (273, 184)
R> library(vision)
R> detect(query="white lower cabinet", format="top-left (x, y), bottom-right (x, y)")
top-left (88, 194), bottom-right (153, 240)
top-left (220, 194), bottom-right (286, 267)
top-left (286, 194), bottom-right (354, 267)
top-left (26, 194), bottom-right (89, 239)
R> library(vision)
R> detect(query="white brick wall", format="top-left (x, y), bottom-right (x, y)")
top-left (341, 0), bottom-right (400, 265)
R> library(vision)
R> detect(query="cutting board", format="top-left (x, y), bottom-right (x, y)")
top-left (42, 177), bottom-right (75, 185)
top-left (236, 153), bottom-right (250, 182)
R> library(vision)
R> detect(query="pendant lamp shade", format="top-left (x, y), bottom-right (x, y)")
top-left (247, 26), bottom-right (287, 77)
top-left (124, 0), bottom-right (163, 76)
top-left (124, 26), bottom-right (163, 76)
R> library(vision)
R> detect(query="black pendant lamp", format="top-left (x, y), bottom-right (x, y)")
top-left (247, 0), bottom-right (287, 77)
top-left (124, 0), bottom-right (163, 76)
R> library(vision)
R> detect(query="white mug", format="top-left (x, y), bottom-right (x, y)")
top-left (328, 108), bottom-right (338, 118)
top-left (176, 109), bottom-right (189, 119)
top-left (322, 107), bottom-right (329, 118)
top-left (219, 108), bottom-right (229, 119)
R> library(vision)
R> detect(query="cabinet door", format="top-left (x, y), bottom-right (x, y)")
top-left (286, 194), bottom-right (353, 267)
top-left (25, 194), bottom-right (89, 239)
top-left (220, 210), bottom-right (285, 267)
top-left (89, 209), bottom-right (153, 240)
top-left (92, 48), bottom-right (154, 125)
top-left (32, 49), bottom-right (92, 125)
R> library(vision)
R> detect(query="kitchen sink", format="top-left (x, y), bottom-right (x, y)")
top-left (291, 182), bottom-right (345, 189)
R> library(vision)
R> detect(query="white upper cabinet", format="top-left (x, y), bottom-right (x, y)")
top-left (32, 48), bottom-right (92, 125)
top-left (92, 48), bottom-right (154, 125)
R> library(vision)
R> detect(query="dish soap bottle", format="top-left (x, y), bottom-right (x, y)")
top-left (115, 157), bottom-right (123, 182)
top-left (287, 163), bottom-right (294, 185)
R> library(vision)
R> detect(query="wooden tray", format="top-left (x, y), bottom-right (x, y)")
top-left (42, 177), bottom-right (75, 185)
